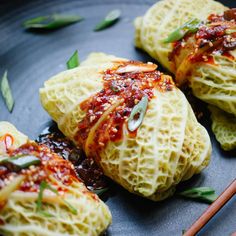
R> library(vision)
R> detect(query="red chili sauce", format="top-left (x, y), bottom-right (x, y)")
top-left (170, 9), bottom-right (236, 64)
top-left (37, 126), bottom-right (108, 191)
top-left (0, 140), bottom-right (79, 194)
top-left (75, 61), bottom-right (174, 160)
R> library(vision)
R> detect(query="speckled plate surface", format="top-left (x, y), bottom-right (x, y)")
top-left (0, 0), bottom-right (235, 235)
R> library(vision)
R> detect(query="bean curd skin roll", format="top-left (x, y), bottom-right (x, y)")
top-left (40, 52), bottom-right (211, 201)
top-left (134, 0), bottom-right (236, 150)
top-left (134, 0), bottom-right (227, 72)
top-left (0, 122), bottom-right (111, 236)
top-left (168, 9), bottom-right (236, 116)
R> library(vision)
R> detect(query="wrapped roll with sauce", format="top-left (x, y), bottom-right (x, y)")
top-left (40, 52), bottom-right (211, 200)
top-left (169, 9), bottom-right (236, 115)
top-left (170, 9), bottom-right (236, 150)
top-left (134, 1), bottom-right (236, 150)
top-left (134, 0), bottom-right (227, 72)
top-left (0, 122), bottom-right (111, 236)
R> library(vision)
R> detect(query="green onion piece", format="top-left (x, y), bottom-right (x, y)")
top-left (67, 50), bottom-right (79, 69)
top-left (45, 183), bottom-right (77, 215)
top-left (94, 9), bottom-right (121, 31)
top-left (0, 155), bottom-right (41, 172)
top-left (62, 199), bottom-right (78, 215)
top-left (36, 181), bottom-right (78, 217)
top-left (128, 96), bottom-right (148, 132)
top-left (163, 18), bottom-right (202, 43)
top-left (36, 181), bottom-right (54, 217)
top-left (178, 187), bottom-right (218, 203)
top-left (110, 85), bottom-right (120, 92)
top-left (93, 187), bottom-right (109, 196)
top-left (0, 71), bottom-right (14, 112)
top-left (110, 81), bottom-right (120, 92)
top-left (23, 14), bottom-right (83, 30)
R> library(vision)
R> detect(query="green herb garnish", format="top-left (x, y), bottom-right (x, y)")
top-left (23, 14), bottom-right (83, 30)
top-left (163, 18), bottom-right (202, 43)
top-left (178, 187), bottom-right (218, 203)
top-left (1, 71), bottom-right (14, 112)
top-left (93, 187), bottom-right (109, 196)
top-left (94, 9), bottom-right (121, 31)
top-left (67, 50), bottom-right (79, 69)
top-left (0, 155), bottom-right (41, 172)
top-left (36, 181), bottom-right (78, 217)
top-left (36, 181), bottom-right (54, 217)
top-left (128, 95), bottom-right (148, 132)
top-left (110, 81), bottom-right (120, 92)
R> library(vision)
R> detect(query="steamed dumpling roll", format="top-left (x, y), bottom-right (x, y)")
top-left (134, 0), bottom-right (227, 72)
top-left (134, 1), bottom-right (236, 150)
top-left (40, 53), bottom-right (211, 201)
top-left (0, 122), bottom-right (111, 236)
top-left (208, 105), bottom-right (236, 151)
top-left (168, 9), bottom-right (236, 116)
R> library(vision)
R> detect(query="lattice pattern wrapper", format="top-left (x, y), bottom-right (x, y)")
top-left (134, 0), bottom-right (227, 72)
top-left (134, 0), bottom-right (236, 151)
top-left (40, 52), bottom-right (211, 201)
top-left (209, 106), bottom-right (236, 151)
top-left (0, 122), bottom-right (112, 236)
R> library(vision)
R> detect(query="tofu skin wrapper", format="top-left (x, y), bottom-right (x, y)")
top-left (0, 121), bottom-right (111, 236)
top-left (134, 0), bottom-right (236, 151)
top-left (40, 52), bottom-right (211, 201)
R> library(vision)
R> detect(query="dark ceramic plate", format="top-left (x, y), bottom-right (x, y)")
top-left (0, 0), bottom-right (235, 235)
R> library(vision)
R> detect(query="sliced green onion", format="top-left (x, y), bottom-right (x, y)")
top-left (23, 14), bottom-right (83, 30)
top-left (128, 96), bottom-right (148, 132)
top-left (178, 187), bottom-right (218, 203)
top-left (45, 183), bottom-right (77, 214)
top-left (94, 9), bottom-right (121, 31)
top-left (36, 181), bottom-right (54, 217)
top-left (67, 50), bottom-right (79, 69)
top-left (1, 71), bottom-right (14, 112)
top-left (93, 187), bottom-right (109, 196)
top-left (0, 155), bottom-right (41, 172)
top-left (36, 181), bottom-right (78, 217)
top-left (163, 18), bottom-right (202, 43)
top-left (62, 199), bottom-right (78, 215)
top-left (110, 81), bottom-right (120, 92)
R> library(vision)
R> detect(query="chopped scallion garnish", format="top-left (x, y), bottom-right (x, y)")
top-left (0, 155), bottom-right (41, 172)
top-left (94, 9), bottom-right (121, 31)
top-left (0, 71), bottom-right (14, 113)
top-left (67, 50), bottom-right (79, 69)
top-left (128, 95), bottom-right (148, 132)
top-left (163, 18), bottom-right (201, 43)
top-left (36, 181), bottom-right (78, 217)
top-left (178, 187), bottom-right (218, 203)
top-left (36, 181), bottom-right (54, 217)
top-left (23, 14), bottom-right (83, 30)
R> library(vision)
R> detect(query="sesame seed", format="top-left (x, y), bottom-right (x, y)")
top-left (202, 55), bottom-right (208, 61)
top-left (111, 127), bottom-right (118, 133)
top-left (209, 41), bottom-right (213, 47)
top-left (90, 115), bottom-right (96, 123)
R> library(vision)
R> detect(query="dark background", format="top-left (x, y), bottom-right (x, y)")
top-left (0, 0), bottom-right (235, 235)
